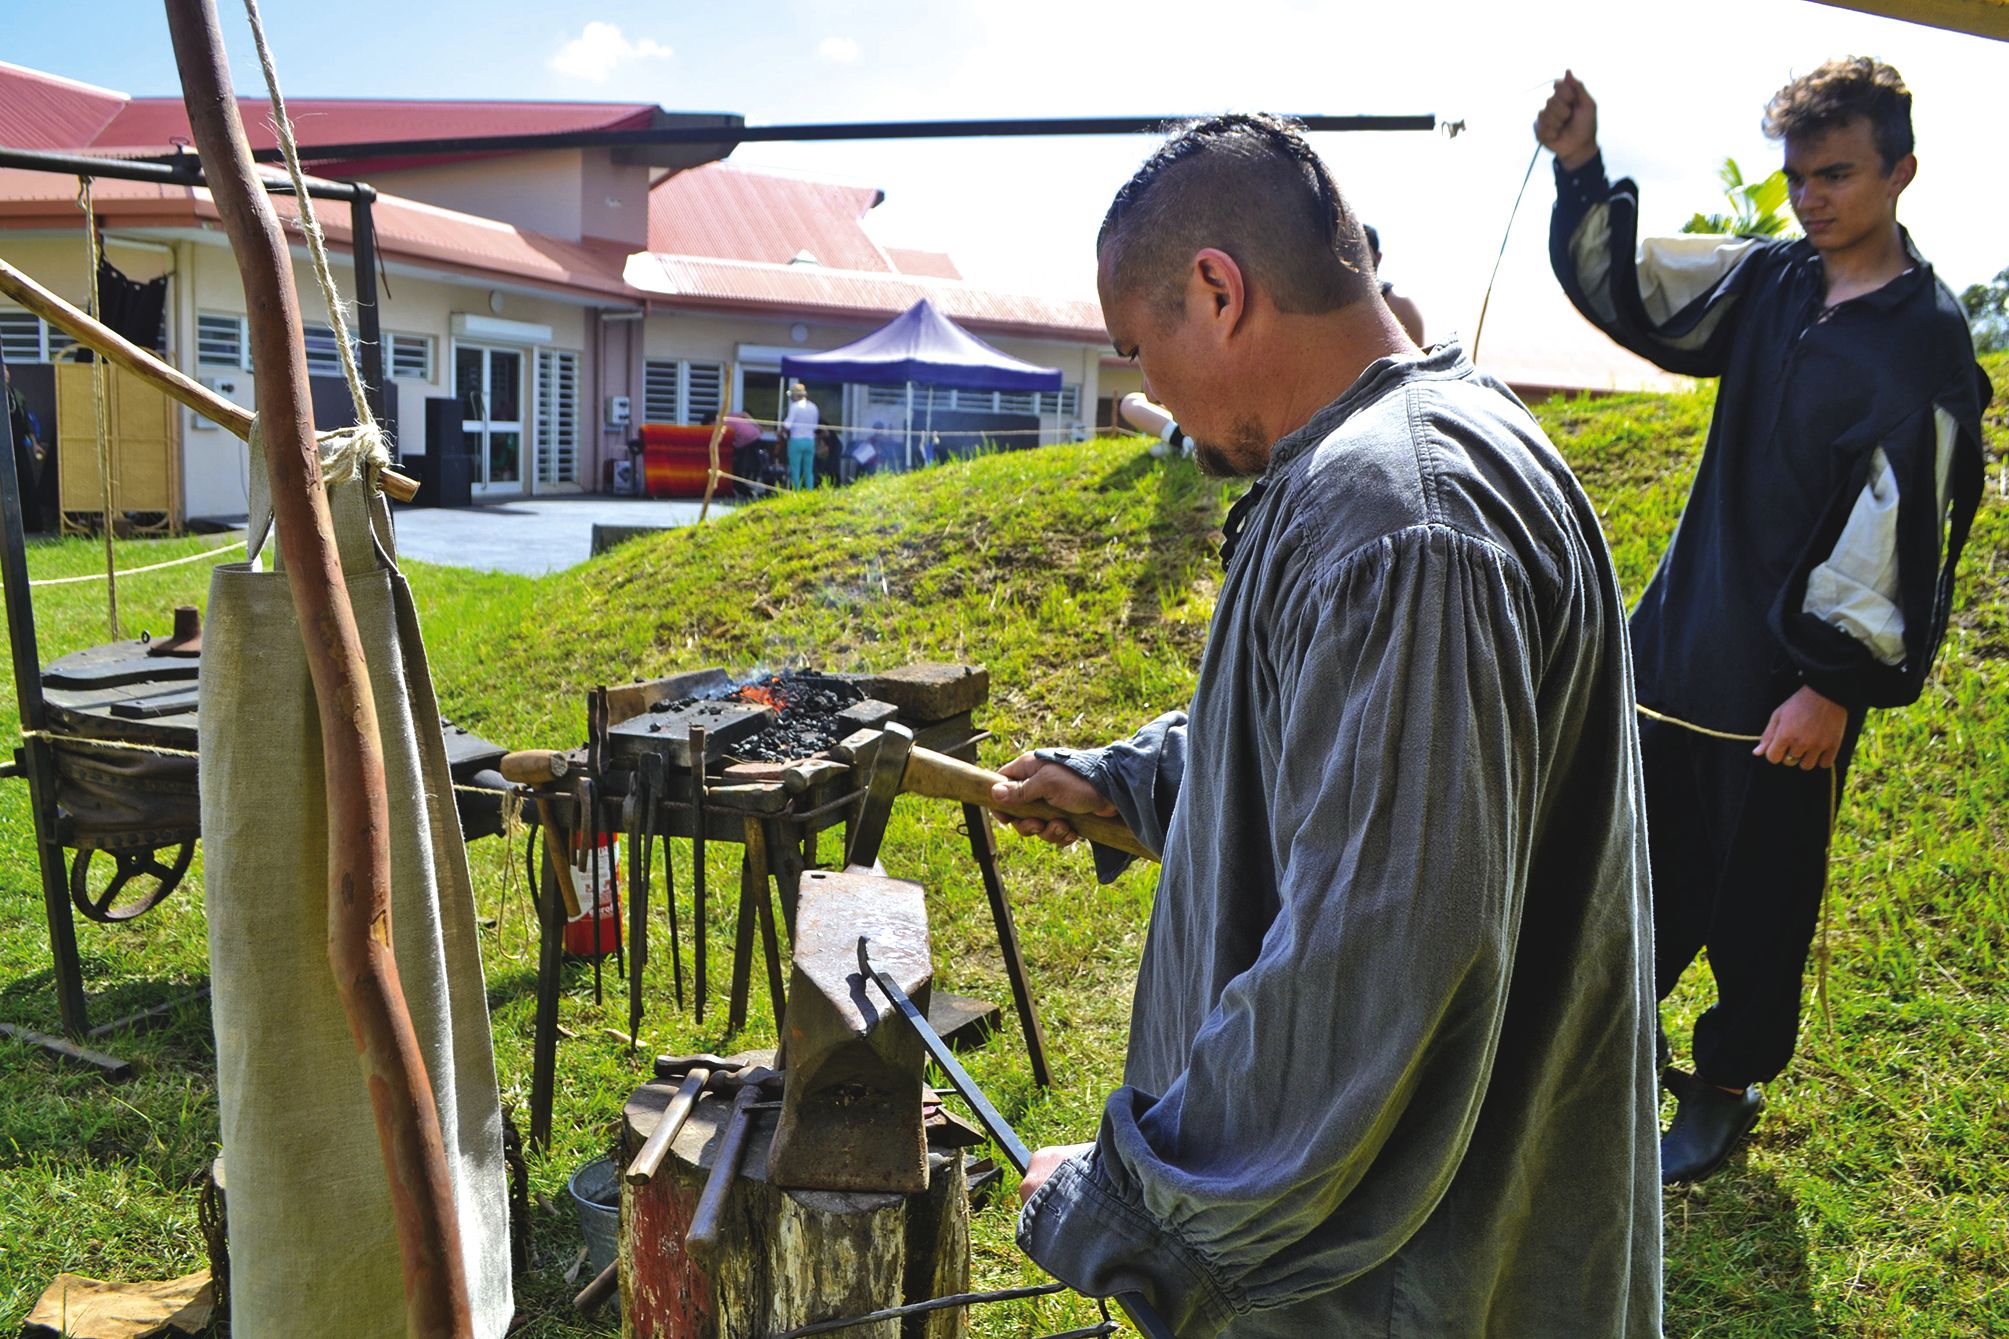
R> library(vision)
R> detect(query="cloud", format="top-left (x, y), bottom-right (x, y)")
top-left (816, 36), bottom-right (861, 64)
top-left (549, 22), bottom-right (673, 83)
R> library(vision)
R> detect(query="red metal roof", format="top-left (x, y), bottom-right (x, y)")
top-left (93, 96), bottom-right (658, 176)
top-left (0, 62), bottom-right (659, 174)
top-left (0, 62), bottom-right (128, 151)
top-left (648, 163), bottom-right (893, 272)
top-left (0, 169), bottom-right (634, 301)
top-left (886, 247), bottom-right (961, 280)
top-left (626, 253), bottom-right (1106, 342)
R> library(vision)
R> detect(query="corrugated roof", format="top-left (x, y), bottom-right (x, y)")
top-left (648, 163), bottom-right (892, 272)
top-left (886, 247), bottom-right (961, 280)
top-left (0, 62), bottom-right (660, 174)
top-left (92, 95), bottom-right (659, 175)
top-left (626, 253), bottom-right (1106, 341)
top-left (0, 169), bottom-right (633, 301)
top-left (0, 62), bottom-right (128, 151)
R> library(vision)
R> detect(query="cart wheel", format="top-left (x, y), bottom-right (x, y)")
top-left (69, 843), bottom-right (195, 923)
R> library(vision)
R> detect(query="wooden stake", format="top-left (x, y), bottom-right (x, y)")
top-left (163, 4), bottom-right (471, 1335)
top-left (697, 360), bottom-right (737, 523)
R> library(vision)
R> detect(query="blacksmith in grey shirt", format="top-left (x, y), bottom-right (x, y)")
top-left (994, 115), bottom-right (1661, 1336)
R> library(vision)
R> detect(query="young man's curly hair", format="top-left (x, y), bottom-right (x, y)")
top-left (1762, 56), bottom-right (1913, 171)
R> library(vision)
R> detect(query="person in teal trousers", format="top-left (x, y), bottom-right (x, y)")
top-left (780, 381), bottom-right (820, 489)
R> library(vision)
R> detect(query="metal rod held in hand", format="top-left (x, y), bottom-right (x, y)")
top-left (858, 938), bottom-right (1178, 1339)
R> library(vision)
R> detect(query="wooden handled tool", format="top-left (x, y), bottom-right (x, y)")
top-left (532, 796), bottom-right (583, 920)
top-left (624, 1065), bottom-right (711, 1187)
top-left (500, 749), bottom-right (571, 784)
top-left (900, 745), bottom-right (1157, 862)
top-left (684, 1084), bottom-right (765, 1257)
top-left (571, 1259), bottom-right (618, 1315)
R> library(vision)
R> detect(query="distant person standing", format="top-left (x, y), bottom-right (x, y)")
top-left (780, 381), bottom-right (820, 489)
top-left (1363, 225), bottom-right (1425, 344)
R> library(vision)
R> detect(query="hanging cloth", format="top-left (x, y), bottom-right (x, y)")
top-left (92, 256), bottom-right (168, 353)
top-left (199, 439), bottom-right (512, 1337)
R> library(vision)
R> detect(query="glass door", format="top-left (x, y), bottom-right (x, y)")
top-left (456, 344), bottom-right (525, 496)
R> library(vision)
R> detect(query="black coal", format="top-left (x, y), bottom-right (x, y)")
top-left (656, 671), bottom-right (865, 764)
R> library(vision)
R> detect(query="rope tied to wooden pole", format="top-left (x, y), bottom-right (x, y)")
top-left (163, 1), bottom-right (473, 1332)
top-left (76, 177), bottom-right (120, 639)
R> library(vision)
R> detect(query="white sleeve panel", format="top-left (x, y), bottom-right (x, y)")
top-left (1568, 216), bottom-right (1759, 354)
top-left (1933, 403), bottom-right (1959, 528)
top-left (1800, 409), bottom-right (1961, 670)
top-left (1568, 202), bottom-right (1620, 326)
top-left (1634, 234), bottom-right (1765, 323)
top-left (1801, 447), bottom-right (1906, 665)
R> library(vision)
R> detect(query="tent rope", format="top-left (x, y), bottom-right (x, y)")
top-left (77, 177), bottom-right (120, 638)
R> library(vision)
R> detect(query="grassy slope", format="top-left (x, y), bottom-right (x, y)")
top-left (0, 358), bottom-right (2003, 1336)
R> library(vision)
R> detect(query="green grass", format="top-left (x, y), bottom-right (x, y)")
top-left (0, 358), bottom-right (2004, 1336)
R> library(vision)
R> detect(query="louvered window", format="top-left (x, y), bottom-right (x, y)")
top-left (642, 359), bottom-right (726, 425)
top-left (301, 322), bottom-right (353, 377)
top-left (197, 312), bottom-right (248, 368)
top-left (643, 360), bottom-right (680, 422)
top-left (535, 348), bottom-right (580, 486)
top-left (684, 362), bottom-right (724, 423)
top-left (0, 309), bottom-right (43, 365)
top-left (1, 309), bottom-right (76, 364)
top-left (388, 332), bottom-right (434, 381)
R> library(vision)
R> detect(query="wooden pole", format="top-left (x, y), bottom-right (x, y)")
top-left (697, 360), bottom-right (737, 523)
top-left (162, 4), bottom-right (472, 1336)
top-left (0, 255), bottom-right (417, 501)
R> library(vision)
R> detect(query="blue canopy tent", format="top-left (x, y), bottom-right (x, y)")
top-left (780, 297), bottom-right (1063, 469)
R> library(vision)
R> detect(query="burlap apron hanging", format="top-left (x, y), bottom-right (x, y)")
top-left (200, 445), bottom-right (511, 1337)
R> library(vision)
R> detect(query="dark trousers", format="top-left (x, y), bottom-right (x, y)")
top-left (1642, 712), bottom-right (1861, 1088)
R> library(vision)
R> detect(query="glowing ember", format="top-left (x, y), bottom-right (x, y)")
top-left (735, 683), bottom-right (786, 710)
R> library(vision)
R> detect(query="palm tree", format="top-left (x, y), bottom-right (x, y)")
top-left (1681, 158), bottom-right (1797, 238)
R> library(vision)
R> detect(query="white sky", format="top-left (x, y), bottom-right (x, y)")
top-left (10, 0), bottom-right (2002, 387)
top-left (700, 0), bottom-right (2008, 386)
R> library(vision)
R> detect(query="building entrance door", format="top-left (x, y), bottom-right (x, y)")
top-left (456, 344), bottom-right (525, 496)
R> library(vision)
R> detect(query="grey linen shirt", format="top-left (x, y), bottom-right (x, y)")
top-left (1017, 344), bottom-right (1662, 1336)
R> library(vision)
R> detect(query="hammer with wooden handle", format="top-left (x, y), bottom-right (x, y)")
top-left (905, 738), bottom-right (1157, 862)
top-left (501, 750), bottom-right (584, 919)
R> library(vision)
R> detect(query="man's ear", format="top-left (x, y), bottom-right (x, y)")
top-left (1887, 152), bottom-right (1917, 200)
top-left (1189, 247), bottom-right (1247, 337)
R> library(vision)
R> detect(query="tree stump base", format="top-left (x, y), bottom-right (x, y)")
top-left (621, 1078), bottom-right (970, 1339)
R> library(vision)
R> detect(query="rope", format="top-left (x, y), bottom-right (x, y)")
top-left (243, 0), bottom-right (384, 485)
top-left (77, 177), bottom-right (119, 639)
top-left (490, 789), bottom-right (536, 961)
top-left (1634, 703), bottom-right (1843, 1043)
top-left (22, 540), bottom-right (242, 587)
top-left (736, 414), bottom-right (1062, 440)
top-left (20, 729), bottom-right (199, 759)
top-left (1470, 143), bottom-right (1543, 363)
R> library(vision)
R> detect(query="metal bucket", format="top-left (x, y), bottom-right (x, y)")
top-left (568, 1155), bottom-right (621, 1310)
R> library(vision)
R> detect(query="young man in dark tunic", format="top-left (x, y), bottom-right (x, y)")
top-left (991, 113), bottom-right (1661, 1337)
top-left (1537, 59), bottom-right (1989, 1183)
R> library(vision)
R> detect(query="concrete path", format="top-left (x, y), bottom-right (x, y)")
top-left (387, 495), bottom-right (733, 576)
